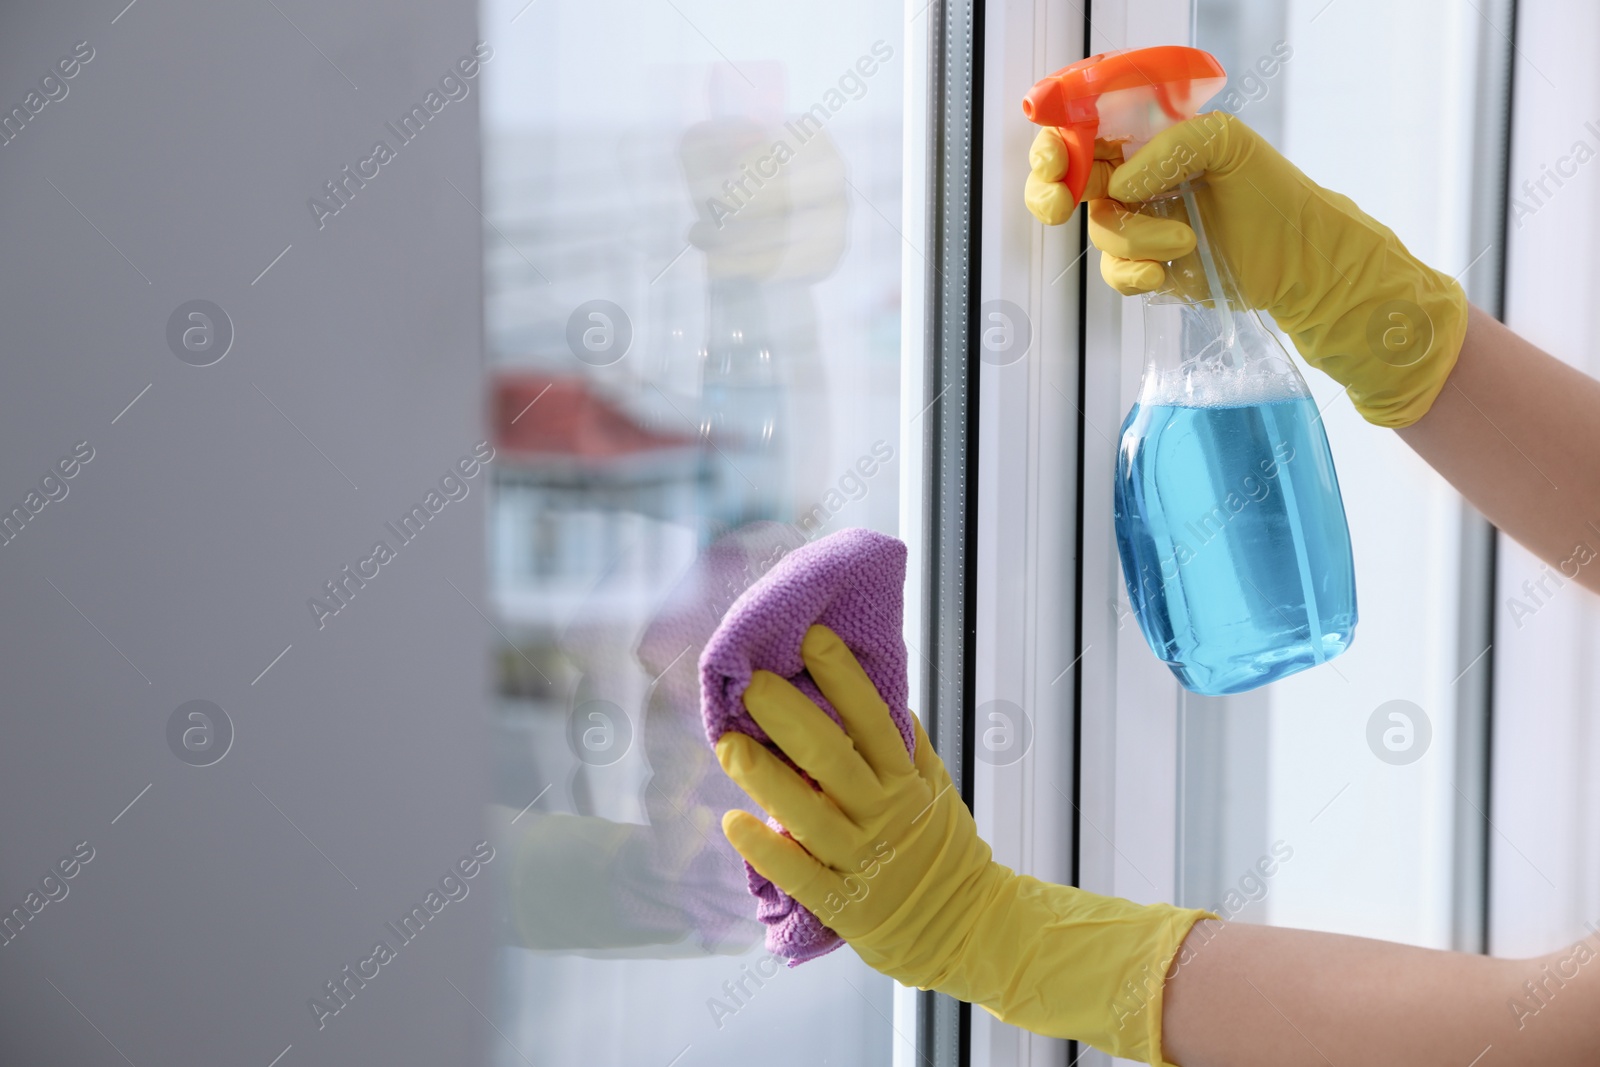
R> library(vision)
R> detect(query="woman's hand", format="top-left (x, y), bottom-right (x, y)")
top-left (716, 624), bottom-right (999, 986)
top-left (1028, 112), bottom-right (1469, 428)
top-left (716, 624), bottom-right (1210, 1065)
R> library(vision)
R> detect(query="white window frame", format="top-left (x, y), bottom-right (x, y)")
top-left (1489, 0), bottom-right (1600, 960)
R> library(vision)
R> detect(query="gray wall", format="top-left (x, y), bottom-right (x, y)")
top-left (0, 2), bottom-right (494, 1064)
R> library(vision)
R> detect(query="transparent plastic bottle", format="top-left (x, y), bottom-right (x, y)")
top-left (701, 277), bottom-right (786, 530)
top-left (1112, 183), bottom-right (1358, 695)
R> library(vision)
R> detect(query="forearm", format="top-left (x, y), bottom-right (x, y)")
top-left (1396, 304), bottom-right (1600, 594)
top-left (1162, 921), bottom-right (1600, 1066)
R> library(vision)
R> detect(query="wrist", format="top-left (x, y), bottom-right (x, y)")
top-left (849, 842), bottom-right (1012, 990)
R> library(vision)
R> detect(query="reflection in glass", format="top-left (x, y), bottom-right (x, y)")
top-left (475, 2), bottom-right (903, 1061)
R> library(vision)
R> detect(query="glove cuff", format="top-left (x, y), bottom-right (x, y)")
top-left (1277, 189), bottom-right (1471, 428)
top-left (927, 871), bottom-right (1214, 1064)
top-left (1348, 273), bottom-right (1469, 428)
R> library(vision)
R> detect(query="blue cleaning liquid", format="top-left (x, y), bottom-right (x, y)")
top-left (1113, 395), bottom-right (1357, 695)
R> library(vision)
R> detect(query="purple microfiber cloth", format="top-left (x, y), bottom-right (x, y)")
top-left (699, 527), bottom-right (915, 965)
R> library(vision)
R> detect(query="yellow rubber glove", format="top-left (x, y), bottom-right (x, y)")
top-left (1027, 113), bottom-right (1469, 427)
top-left (716, 625), bottom-right (1210, 1066)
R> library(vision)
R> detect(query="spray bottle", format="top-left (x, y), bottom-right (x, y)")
top-left (1024, 46), bottom-right (1357, 695)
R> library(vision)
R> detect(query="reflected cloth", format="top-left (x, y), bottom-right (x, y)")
top-left (699, 527), bottom-right (914, 964)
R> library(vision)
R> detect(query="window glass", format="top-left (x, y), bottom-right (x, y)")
top-left (475, 0), bottom-right (906, 1062)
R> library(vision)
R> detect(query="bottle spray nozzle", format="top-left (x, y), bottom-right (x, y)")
top-left (1024, 46), bottom-right (1234, 342)
top-left (1021, 46), bottom-right (1227, 203)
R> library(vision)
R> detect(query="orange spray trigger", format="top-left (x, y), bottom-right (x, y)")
top-left (1057, 126), bottom-right (1095, 205)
